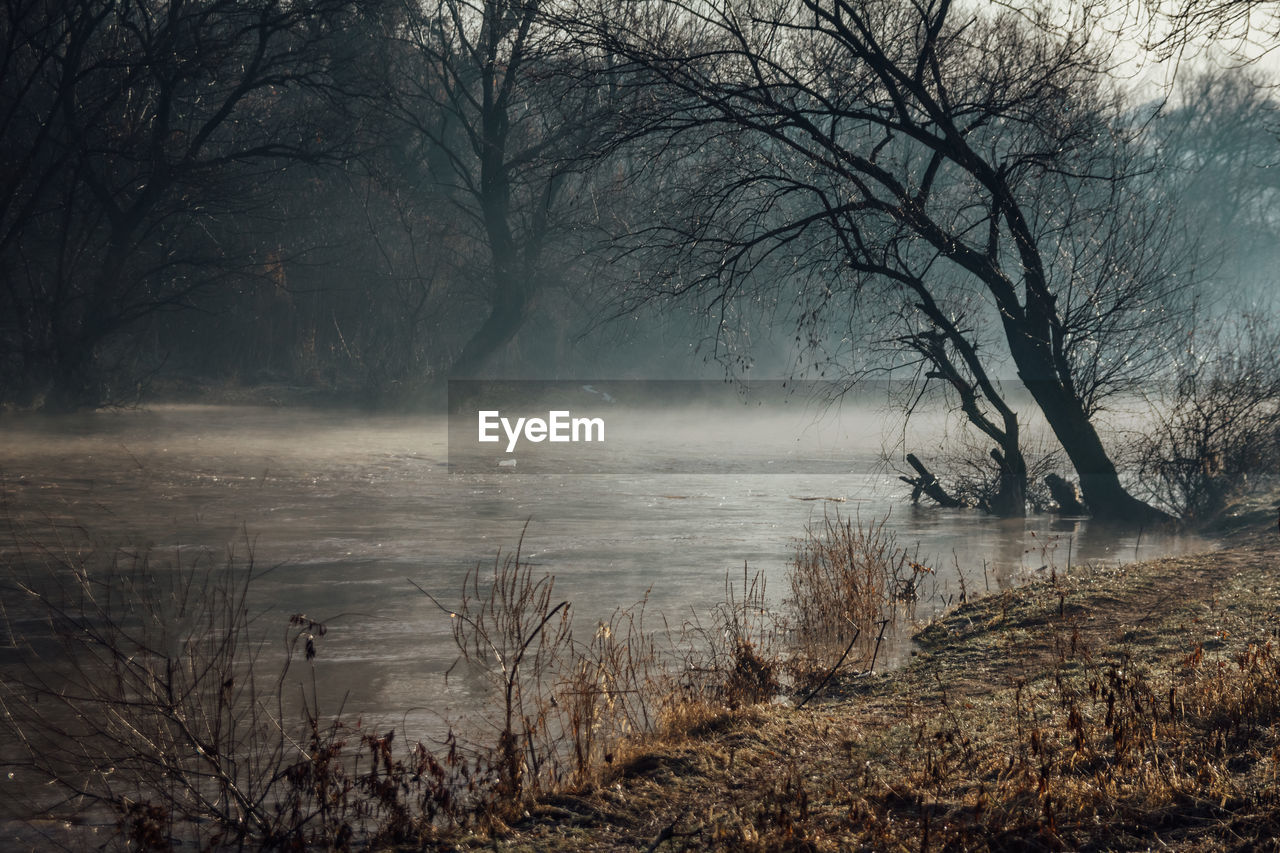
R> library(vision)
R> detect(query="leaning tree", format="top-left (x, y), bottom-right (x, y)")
top-left (590, 0), bottom-right (1187, 522)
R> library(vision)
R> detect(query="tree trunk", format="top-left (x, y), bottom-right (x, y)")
top-left (447, 80), bottom-right (542, 380)
top-left (901, 453), bottom-right (963, 508)
top-left (1044, 473), bottom-right (1088, 515)
top-left (988, 220), bottom-right (1172, 526)
top-left (987, 447), bottom-right (1027, 517)
top-left (448, 279), bottom-right (530, 378)
top-left (448, 170), bottom-right (533, 378)
top-left (1019, 376), bottom-right (1172, 525)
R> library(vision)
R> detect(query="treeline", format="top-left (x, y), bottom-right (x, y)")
top-left (0, 0), bottom-right (712, 411)
top-left (3, 0), bottom-right (1279, 519)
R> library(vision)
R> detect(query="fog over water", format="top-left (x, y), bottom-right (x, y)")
top-left (0, 403), bottom-right (1208, 737)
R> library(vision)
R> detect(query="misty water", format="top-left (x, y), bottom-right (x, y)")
top-left (0, 402), bottom-right (1208, 740)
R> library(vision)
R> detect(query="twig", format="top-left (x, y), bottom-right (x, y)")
top-left (644, 809), bottom-right (688, 852)
top-left (795, 627), bottom-right (861, 709)
top-left (868, 618), bottom-right (890, 674)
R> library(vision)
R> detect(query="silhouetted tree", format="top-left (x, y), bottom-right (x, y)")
top-left (593, 0), bottom-right (1185, 522)
top-left (391, 0), bottom-right (641, 378)
top-left (0, 0), bottom-right (375, 409)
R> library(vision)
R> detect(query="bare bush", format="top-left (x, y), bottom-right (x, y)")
top-left (890, 419), bottom-right (1068, 514)
top-left (557, 597), bottom-right (665, 783)
top-left (1, 545), bottom-right (293, 846)
top-left (928, 432), bottom-right (1067, 514)
top-left (420, 534), bottom-right (573, 804)
top-left (1134, 313), bottom-right (1280, 521)
top-left (785, 513), bottom-right (931, 685)
top-left (0, 540), bottom-right (477, 849)
top-left (418, 528), bottom-right (670, 804)
top-left (672, 566), bottom-right (784, 708)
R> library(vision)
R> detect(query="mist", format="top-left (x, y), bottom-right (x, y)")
top-left (3, 0), bottom-right (1280, 847)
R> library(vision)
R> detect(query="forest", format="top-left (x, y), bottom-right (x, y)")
top-left (4, 0), bottom-right (1280, 526)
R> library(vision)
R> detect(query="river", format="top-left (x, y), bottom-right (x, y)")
top-left (0, 401), bottom-right (1206, 743)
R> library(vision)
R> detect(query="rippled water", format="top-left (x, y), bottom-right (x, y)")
top-left (0, 403), bottom-right (1207, 743)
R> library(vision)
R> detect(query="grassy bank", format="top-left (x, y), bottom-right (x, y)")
top-left (482, 511), bottom-right (1280, 851)
top-left (6, 507), bottom-right (1278, 850)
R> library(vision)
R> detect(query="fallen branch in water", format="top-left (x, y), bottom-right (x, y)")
top-left (900, 453), bottom-right (963, 508)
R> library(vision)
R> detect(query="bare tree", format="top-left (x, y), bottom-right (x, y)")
top-left (390, 0), bottom-right (640, 378)
top-left (593, 0), bottom-right (1185, 522)
top-left (0, 0), bottom-right (374, 410)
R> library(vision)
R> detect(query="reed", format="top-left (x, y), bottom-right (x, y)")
top-left (785, 511), bottom-right (930, 685)
top-left (0, 511), bottom-right (932, 849)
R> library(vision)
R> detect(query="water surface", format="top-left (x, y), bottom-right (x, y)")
top-left (0, 403), bottom-right (1207, 737)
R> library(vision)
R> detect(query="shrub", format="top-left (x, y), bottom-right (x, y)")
top-left (0, 541), bottom-right (471, 849)
top-left (1134, 312), bottom-right (1280, 521)
top-left (785, 512), bottom-right (929, 685)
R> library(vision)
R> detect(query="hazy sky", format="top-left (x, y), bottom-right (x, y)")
top-left (1087, 0), bottom-right (1280, 97)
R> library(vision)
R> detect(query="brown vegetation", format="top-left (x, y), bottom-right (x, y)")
top-left (494, 511), bottom-right (1280, 851)
top-left (0, 508), bottom-right (922, 848)
top-left (5, 507), bottom-right (1279, 850)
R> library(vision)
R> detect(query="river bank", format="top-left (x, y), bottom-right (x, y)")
top-left (480, 502), bottom-right (1280, 852)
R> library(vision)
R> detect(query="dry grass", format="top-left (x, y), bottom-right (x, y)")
top-left (490, 518), bottom-right (1280, 851)
top-left (785, 511), bottom-right (929, 685)
top-left (673, 564), bottom-right (784, 708)
top-left (414, 528), bottom-right (673, 809)
top-left (8, 511), bottom-right (1279, 851)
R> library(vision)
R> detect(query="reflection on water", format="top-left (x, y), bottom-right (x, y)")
top-left (0, 404), bottom-right (1208, 738)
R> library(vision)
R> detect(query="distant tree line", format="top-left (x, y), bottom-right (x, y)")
top-left (2, 0), bottom-right (1278, 520)
top-left (0, 0), bottom-right (701, 410)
